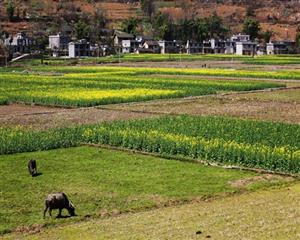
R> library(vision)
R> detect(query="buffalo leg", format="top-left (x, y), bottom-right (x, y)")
top-left (43, 206), bottom-right (48, 218)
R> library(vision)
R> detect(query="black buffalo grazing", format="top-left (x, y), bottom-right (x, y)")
top-left (43, 192), bottom-right (76, 218)
top-left (28, 159), bottom-right (37, 177)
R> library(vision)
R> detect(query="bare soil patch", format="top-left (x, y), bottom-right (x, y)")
top-left (104, 89), bottom-right (300, 124)
top-left (229, 174), bottom-right (295, 188)
top-left (106, 61), bottom-right (300, 71)
top-left (0, 104), bottom-right (156, 130)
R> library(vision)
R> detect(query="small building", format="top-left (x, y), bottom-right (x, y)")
top-left (121, 39), bottom-right (139, 54)
top-left (4, 32), bottom-right (35, 54)
top-left (266, 41), bottom-right (296, 55)
top-left (48, 33), bottom-right (71, 57)
top-left (158, 40), bottom-right (179, 54)
top-left (113, 30), bottom-right (135, 47)
top-left (135, 35), bottom-right (153, 45)
top-left (211, 39), bottom-right (226, 54)
top-left (186, 40), bottom-right (202, 54)
top-left (236, 41), bottom-right (257, 55)
top-left (202, 39), bottom-right (226, 54)
top-left (68, 39), bottom-right (90, 58)
top-left (231, 34), bottom-right (250, 42)
top-left (142, 40), bottom-right (160, 53)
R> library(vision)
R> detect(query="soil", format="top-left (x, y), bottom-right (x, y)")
top-left (0, 104), bottom-right (156, 130)
top-left (104, 89), bottom-right (300, 124)
top-left (105, 61), bottom-right (300, 71)
top-left (229, 174), bottom-right (295, 188)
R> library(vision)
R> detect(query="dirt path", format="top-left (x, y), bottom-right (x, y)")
top-left (5, 183), bottom-right (300, 240)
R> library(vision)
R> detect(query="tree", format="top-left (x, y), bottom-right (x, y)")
top-left (206, 12), bottom-right (228, 39)
top-left (295, 26), bottom-right (300, 53)
top-left (6, 0), bottom-right (15, 21)
top-left (122, 17), bottom-right (138, 35)
top-left (261, 30), bottom-right (273, 43)
top-left (152, 12), bottom-right (172, 40)
top-left (141, 0), bottom-right (155, 21)
top-left (243, 18), bottom-right (261, 40)
top-left (74, 20), bottom-right (90, 40)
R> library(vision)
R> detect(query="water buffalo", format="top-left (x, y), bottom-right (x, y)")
top-left (28, 159), bottom-right (37, 177)
top-left (43, 192), bottom-right (76, 218)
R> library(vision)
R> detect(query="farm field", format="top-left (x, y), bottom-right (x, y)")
top-left (1, 115), bottom-right (299, 173)
top-left (0, 146), bottom-right (282, 234)
top-left (1, 59), bottom-right (300, 239)
top-left (0, 66), bottom-right (286, 107)
top-left (6, 183), bottom-right (300, 240)
top-left (16, 54), bottom-right (300, 66)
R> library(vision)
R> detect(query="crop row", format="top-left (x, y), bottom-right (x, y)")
top-left (1, 116), bottom-right (299, 173)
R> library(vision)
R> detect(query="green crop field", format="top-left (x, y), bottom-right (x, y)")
top-left (1, 115), bottom-right (299, 173)
top-left (0, 146), bottom-right (264, 234)
top-left (0, 66), bottom-right (284, 107)
top-left (11, 54), bottom-right (300, 66)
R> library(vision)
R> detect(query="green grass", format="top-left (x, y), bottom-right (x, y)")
top-left (0, 146), bottom-right (260, 234)
top-left (0, 66), bottom-right (284, 107)
top-left (7, 183), bottom-right (300, 240)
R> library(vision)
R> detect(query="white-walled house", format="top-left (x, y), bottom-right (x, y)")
top-left (49, 33), bottom-right (71, 57)
top-left (121, 40), bottom-right (139, 53)
top-left (158, 40), bottom-right (179, 54)
top-left (186, 40), bottom-right (202, 54)
top-left (266, 41), bottom-right (296, 55)
top-left (236, 41), bottom-right (257, 55)
top-left (68, 39), bottom-right (90, 58)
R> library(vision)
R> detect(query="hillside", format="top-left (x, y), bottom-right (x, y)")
top-left (0, 0), bottom-right (299, 40)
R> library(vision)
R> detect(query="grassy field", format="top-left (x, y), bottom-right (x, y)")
top-left (0, 66), bottom-right (284, 107)
top-left (0, 146), bottom-right (273, 234)
top-left (6, 183), bottom-right (299, 240)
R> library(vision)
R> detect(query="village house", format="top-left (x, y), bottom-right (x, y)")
top-left (4, 32), bottom-right (35, 55)
top-left (135, 35), bottom-right (153, 46)
top-left (142, 40), bottom-right (160, 53)
top-left (158, 40), bottom-right (179, 54)
top-left (48, 33), bottom-right (71, 57)
top-left (236, 41), bottom-right (257, 55)
top-left (68, 39), bottom-right (90, 58)
top-left (202, 39), bottom-right (226, 54)
top-left (121, 39), bottom-right (139, 53)
top-left (186, 40), bottom-right (202, 54)
top-left (266, 41), bottom-right (296, 55)
top-left (113, 30), bottom-right (135, 47)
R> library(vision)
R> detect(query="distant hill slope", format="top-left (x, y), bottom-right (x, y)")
top-left (0, 0), bottom-right (299, 40)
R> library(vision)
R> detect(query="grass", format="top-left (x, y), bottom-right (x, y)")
top-left (6, 183), bottom-right (300, 240)
top-left (0, 66), bottom-right (284, 107)
top-left (0, 146), bottom-right (264, 234)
